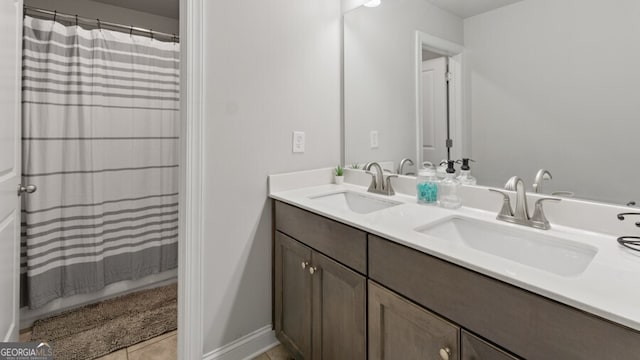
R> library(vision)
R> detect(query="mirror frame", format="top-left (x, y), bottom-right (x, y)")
top-left (414, 31), bottom-right (464, 169)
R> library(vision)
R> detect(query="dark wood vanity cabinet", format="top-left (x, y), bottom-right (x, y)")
top-left (461, 331), bottom-right (518, 360)
top-left (368, 234), bottom-right (640, 360)
top-left (274, 201), bottom-right (640, 360)
top-left (369, 280), bottom-right (459, 360)
top-left (274, 202), bottom-right (367, 360)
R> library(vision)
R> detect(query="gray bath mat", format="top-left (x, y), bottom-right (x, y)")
top-left (28, 283), bottom-right (177, 360)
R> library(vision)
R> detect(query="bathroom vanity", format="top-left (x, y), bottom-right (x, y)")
top-left (270, 170), bottom-right (640, 360)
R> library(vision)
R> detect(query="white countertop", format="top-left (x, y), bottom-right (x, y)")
top-left (269, 170), bottom-right (640, 332)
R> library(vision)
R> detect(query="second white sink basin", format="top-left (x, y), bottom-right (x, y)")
top-left (309, 190), bottom-right (401, 214)
top-left (416, 216), bottom-right (598, 277)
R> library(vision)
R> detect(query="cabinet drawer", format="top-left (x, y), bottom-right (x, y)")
top-left (275, 201), bottom-right (367, 273)
top-left (368, 235), bottom-right (640, 359)
top-left (369, 281), bottom-right (459, 360)
top-left (462, 331), bottom-right (519, 360)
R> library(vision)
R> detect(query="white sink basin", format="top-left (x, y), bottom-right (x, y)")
top-left (416, 216), bottom-right (598, 277)
top-left (309, 191), bottom-right (401, 214)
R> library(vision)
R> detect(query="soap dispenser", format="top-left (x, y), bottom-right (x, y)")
top-left (456, 158), bottom-right (477, 185)
top-left (436, 160), bottom-right (449, 180)
top-left (439, 160), bottom-right (462, 209)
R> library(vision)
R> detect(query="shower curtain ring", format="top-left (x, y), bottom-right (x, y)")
top-left (53, 10), bottom-right (57, 22)
top-left (97, 19), bottom-right (101, 31)
top-left (150, 29), bottom-right (154, 40)
top-left (75, 14), bottom-right (78, 26)
top-left (129, 26), bottom-right (133, 36)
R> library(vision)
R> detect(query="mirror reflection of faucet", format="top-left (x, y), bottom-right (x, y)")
top-left (531, 169), bottom-right (573, 197)
top-left (397, 158), bottom-right (414, 175)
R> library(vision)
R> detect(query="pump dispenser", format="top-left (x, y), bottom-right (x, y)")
top-left (439, 160), bottom-right (462, 209)
top-left (456, 158), bottom-right (477, 185)
top-left (436, 160), bottom-right (449, 180)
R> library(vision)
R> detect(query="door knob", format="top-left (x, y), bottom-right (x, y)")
top-left (301, 261), bottom-right (309, 270)
top-left (308, 266), bottom-right (317, 275)
top-left (17, 184), bottom-right (37, 196)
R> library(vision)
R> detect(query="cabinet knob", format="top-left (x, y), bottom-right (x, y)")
top-left (439, 347), bottom-right (451, 360)
top-left (309, 266), bottom-right (317, 275)
top-left (301, 261), bottom-right (309, 270)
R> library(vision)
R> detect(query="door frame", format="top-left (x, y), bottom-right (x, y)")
top-left (414, 31), bottom-right (464, 169)
top-left (178, 0), bottom-right (205, 358)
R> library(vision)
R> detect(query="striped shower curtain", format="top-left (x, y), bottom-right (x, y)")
top-left (21, 16), bottom-right (179, 309)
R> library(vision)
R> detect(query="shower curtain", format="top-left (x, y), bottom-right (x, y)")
top-left (20, 16), bottom-right (180, 309)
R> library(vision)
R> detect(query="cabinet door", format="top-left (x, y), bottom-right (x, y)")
top-left (275, 232), bottom-right (313, 359)
top-left (311, 251), bottom-right (366, 360)
top-left (369, 281), bottom-right (459, 360)
top-left (462, 331), bottom-right (519, 360)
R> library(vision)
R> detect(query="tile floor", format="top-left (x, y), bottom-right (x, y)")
top-left (20, 329), bottom-right (291, 360)
top-left (253, 344), bottom-right (293, 360)
top-left (20, 329), bottom-right (177, 360)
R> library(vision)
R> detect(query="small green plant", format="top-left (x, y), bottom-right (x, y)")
top-left (335, 165), bottom-right (344, 176)
top-left (350, 163), bottom-right (360, 169)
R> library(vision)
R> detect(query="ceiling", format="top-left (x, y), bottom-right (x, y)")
top-left (426, 0), bottom-right (523, 18)
top-left (91, 0), bottom-right (179, 19)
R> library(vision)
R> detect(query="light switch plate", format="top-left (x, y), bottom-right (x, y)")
top-left (293, 131), bottom-right (305, 153)
top-left (370, 130), bottom-right (379, 149)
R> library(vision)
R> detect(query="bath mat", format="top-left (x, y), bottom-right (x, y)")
top-left (28, 283), bottom-right (177, 360)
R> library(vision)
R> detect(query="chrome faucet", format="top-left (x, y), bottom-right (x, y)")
top-left (533, 169), bottom-right (552, 193)
top-left (397, 158), bottom-right (414, 175)
top-left (364, 162), bottom-right (397, 196)
top-left (490, 176), bottom-right (561, 230)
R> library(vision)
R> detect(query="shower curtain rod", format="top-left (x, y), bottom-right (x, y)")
top-left (24, 5), bottom-right (179, 42)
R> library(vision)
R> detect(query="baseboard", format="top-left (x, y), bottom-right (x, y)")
top-left (202, 325), bottom-right (279, 360)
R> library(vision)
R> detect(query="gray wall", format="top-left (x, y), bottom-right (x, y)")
top-left (464, 0), bottom-right (640, 204)
top-left (344, 0), bottom-right (463, 167)
top-left (201, 0), bottom-right (341, 353)
top-left (25, 0), bottom-right (178, 34)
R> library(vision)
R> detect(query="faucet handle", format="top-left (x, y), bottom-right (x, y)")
top-left (530, 197), bottom-right (561, 229)
top-left (365, 170), bottom-right (378, 192)
top-left (489, 189), bottom-right (514, 218)
top-left (384, 174), bottom-right (398, 195)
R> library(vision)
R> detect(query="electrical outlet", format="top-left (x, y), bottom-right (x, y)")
top-left (370, 130), bottom-right (379, 149)
top-left (292, 131), bottom-right (305, 153)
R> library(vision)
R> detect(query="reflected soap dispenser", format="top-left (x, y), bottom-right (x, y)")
top-left (456, 158), bottom-right (477, 185)
top-left (439, 160), bottom-right (462, 209)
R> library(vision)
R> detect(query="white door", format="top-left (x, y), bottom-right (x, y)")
top-left (0, 0), bottom-right (23, 342)
top-left (421, 57), bottom-right (448, 165)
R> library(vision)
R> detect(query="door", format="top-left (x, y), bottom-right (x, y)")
top-left (421, 56), bottom-right (448, 165)
top-left (275, 232), bottom-right (313, 360)
top-left (368, 281), bottom-right (459, 360)
top-left (0, 0), bottom-right (23, 342)
top-left (311, 251), bottom-right (366, 360)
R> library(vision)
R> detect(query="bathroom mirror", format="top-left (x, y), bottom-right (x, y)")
top-left (343, 0), bottom-right (640, 205)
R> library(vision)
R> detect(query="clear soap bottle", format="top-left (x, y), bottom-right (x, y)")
top-left (456, 158), bottom-right (477, 185)
top-left (439, 160), bottom-right (462, 209)
top-left (416, 164), bottom-right (439, 205)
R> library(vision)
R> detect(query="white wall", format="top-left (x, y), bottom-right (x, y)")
top-left (344, 0), bottom-right (463, 167)
top-left (25, 0), bottom-right (178, 34)
top-left (464, 0), bottom-right (640, 204)
top-left (201, 0), bottom-right (341, 354)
